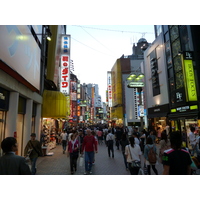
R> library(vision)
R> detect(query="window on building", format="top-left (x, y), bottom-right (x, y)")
top-left (155, 25), bottom-right (162, 37)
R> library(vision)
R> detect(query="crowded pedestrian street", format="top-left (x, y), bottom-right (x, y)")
top-left (36, 141), bottom-right (163, 175)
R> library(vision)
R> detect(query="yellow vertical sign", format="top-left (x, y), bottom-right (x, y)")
top-left (183, 59), bottom-right (197, 101)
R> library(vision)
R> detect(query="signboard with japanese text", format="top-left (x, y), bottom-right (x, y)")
top-left (60, 35), bottom-right (71, 95)
top-left (107, 72), bottom-right (112, 107)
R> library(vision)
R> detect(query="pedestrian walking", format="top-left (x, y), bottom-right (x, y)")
top-left (120, 133), bottom-right (129, 170)
top-left (81, 129), bottom-right (98, 175)
top-left (115, 127), bottom-right (123, 150)
top-left (106, 129), bottom-right (115, 158)
top-left (97, 128), bottom-right (103, 145)
top-left (68, 134), bottom-right (79, 174)
top-left (125, 137), bottom-right (142, 175)
top-left (24, 133), bottom-right (43, 175)
top-left (91, 130), bottom-right (98, 164)
top-left (159, 130), bottom-right (171, 163)
top-left (60, 130), bottom-right (68, 154)
top-left (162, 131), bottom-right (192, 175)
top-left (149, 130), bottom-right (156, 144)
top-left (0, 137), bottom-right (31, 175)
top-left (144, 137), bottom-right (158, 175)
top-left (189, 126), bottom-right (199, 156)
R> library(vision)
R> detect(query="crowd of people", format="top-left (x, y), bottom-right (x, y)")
top-left (1, 124), bottom-right (200, 175)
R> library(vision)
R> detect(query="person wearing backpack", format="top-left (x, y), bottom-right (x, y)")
top-left (144, 137), bottom-right (158, 175)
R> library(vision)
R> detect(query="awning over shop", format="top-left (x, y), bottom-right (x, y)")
top-left (42, 90), bottom-right (67, 118)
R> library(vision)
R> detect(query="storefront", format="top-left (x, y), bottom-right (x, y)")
top-left (147, 104), bottom-right (170, 132)
top-left (0, 87), bottom-right (9, 156)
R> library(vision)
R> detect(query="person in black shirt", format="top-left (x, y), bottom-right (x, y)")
top-left (162, 131), bottom-right (192, 175)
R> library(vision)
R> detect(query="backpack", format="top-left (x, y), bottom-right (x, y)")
top-left (147, 145), bottom-right (157, 164)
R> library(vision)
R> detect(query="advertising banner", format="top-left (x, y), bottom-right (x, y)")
top-left (60, 35), bottom-right (71, 95)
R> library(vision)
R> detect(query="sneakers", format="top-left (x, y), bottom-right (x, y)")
top-left (84, 171), bottom-right (92, 175)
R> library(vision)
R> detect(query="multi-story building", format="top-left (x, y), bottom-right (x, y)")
top-left (109, 38), bottom-right (151, 129)
top-left (144, 25), bottom-right (200, 141)
top-left (0, 25), bottom-right (70, 156)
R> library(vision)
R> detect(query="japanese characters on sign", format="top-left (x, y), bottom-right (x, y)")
top-left (60, 35), bottom-right (71, 95)
top-left (107, 72), bottom-right (112, 107)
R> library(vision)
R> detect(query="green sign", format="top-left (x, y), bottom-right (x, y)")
top-left (184, 60), bottom-right (197, 101)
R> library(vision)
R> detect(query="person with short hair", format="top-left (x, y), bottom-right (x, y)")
top-left (24, 133), bottom-right (43, 175)
top-left (0, 137), bottom-right (31, 175)
top-left (162, 131), bottom-right (192, 175)
top-left (81, 129), bottom-right (98, 175)
top-left (189, 126), bottom-right (199, 156)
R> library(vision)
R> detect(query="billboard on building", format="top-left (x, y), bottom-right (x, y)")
top-left (107, 71), bottom-right (112, 107)
top-left (112, 59), bottom-right (122, 106)
top-left (60, 35), bottom-right (71, 96)
top-left (0, 25), bottom-right (41, 90)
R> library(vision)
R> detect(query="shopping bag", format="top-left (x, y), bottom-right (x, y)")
top-left (138, 168), bottom-right (144, 175)
top-left (79, 156), bottom-right (84, 167)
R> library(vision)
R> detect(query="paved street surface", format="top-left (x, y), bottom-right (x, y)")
top-left (36, 142), bottom-right (163, 175)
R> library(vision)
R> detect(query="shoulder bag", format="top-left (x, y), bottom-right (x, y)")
top-left (30, 141), bottom-right (42, 157)
top-left (128, 145), bottom-right (141, 168)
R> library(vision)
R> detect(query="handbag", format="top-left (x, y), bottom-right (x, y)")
top-left (79, 155), bottom-right (84, 167)
top-left (25, 148), bottom-right (33, 162)
top-left (128, 145), bottom-right (141, 168)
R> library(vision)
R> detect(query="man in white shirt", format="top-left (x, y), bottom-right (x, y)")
top-left (106, 130), bottom-right (115, 158)
top-left (189, 126), bottom-right (199, 156)
top-left (60, 130), bottom-right (68, 154)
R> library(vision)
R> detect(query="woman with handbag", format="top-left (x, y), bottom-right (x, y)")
top-left (125, 137), bottom-right (142, 175)
top-left (68, 133), bottom-right (79, 174)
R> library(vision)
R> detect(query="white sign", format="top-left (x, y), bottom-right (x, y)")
top-left (0, 25), bottom-right (41, 90)
top-left (128, 82), bottom-right (144, 88)
top-left (60, 35), bottom-right (71, 95)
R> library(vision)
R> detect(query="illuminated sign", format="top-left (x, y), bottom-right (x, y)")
top-left (60, 55), bottom-right (70, 95)
top-left (107, 72), bottom-right (112, 107)
top-left (128, 82), bottom-right (144, 88)
top-left (184, 59), bottom-right (197, 101)
top-left (60, 35), bottom-right (71, 96)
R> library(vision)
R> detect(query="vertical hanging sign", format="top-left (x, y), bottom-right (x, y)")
top-left (107, 72), bottom-right (112, 107)
top-left (60, 35), bottom-right (71, 96)
top-left (183, 51), bottom-right (197, 101)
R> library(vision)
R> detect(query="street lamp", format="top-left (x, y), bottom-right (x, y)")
top-left (126, 72), bottom-right (145, 131)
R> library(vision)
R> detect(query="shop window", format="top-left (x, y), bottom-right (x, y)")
top-left (179, 25), bottom-right (191, 51)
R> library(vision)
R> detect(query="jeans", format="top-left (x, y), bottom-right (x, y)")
top-left (30, 157), bottom-right (38, 175)
top-left (84, 151), bottom-right (94, 172)
top-left (62, 140), bottom-right (67, 151)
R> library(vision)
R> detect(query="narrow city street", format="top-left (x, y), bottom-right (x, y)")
top-left (36, 142), bottom-right (163, 175)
